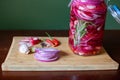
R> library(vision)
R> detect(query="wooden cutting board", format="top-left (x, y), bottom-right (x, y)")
top-left (2, 37), bottom-right (119, 71)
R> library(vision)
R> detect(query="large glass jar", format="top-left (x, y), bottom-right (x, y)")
top-left (69, 0), bottom-right (107, 56)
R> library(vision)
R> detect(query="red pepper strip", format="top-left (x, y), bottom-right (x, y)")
top-left (45, 32), bottom-right (60, 47)
top-left (30, 38), bottom-right (41, 45)
top-left (52, 38), bottom-right (60, 47)
top-left (45, 39), bottom-right (55, 46)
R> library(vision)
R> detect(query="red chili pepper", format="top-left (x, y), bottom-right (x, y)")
top-left (45, 32), bottom-right (60, 47)
top-left (45, 39), bottom-right (55, 46)
top-left (52, 38), bottom-right (60, 47)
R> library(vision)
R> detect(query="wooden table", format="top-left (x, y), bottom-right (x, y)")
top-left (0, 30), bottom-right (120, 80)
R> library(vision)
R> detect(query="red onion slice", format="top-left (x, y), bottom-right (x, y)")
top-left (34, 48), bottom-right (60, 62)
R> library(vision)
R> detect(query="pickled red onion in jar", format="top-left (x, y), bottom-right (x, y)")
top-left (69, 0), bottom-right (107, 55)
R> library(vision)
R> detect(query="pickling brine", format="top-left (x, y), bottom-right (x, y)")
top-left (69, 0), bottom-right (107, 55)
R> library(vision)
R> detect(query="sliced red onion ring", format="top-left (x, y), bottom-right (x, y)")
top-left (34, 48), bottom-right (60, 62)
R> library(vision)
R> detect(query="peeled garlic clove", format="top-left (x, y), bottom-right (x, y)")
top-left (19, 44), bottom-right (30, 54)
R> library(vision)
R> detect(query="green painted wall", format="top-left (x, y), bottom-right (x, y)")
top-left (0, 0), bottom-right (120, 30)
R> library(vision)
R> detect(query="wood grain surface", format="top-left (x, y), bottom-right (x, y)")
top-left (2, 37), bottom-right (119, 71)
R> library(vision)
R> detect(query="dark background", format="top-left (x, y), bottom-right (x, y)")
top-left (0, 0), bottom-right (120, 30)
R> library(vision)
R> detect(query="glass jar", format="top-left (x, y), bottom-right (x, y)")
top-left (69, 0), bottom-right (107, 56)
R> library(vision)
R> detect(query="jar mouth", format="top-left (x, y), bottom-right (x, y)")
top-left (80, 0), bottom-right (104, 5)
top-left (80, 0), bottom-right (104, 2)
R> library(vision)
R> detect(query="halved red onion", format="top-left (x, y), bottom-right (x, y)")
top-left (34, 48), bottom-right (60, 62)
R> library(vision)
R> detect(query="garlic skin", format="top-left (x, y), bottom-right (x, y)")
top-left (19, 42), bottom-right (30, 54)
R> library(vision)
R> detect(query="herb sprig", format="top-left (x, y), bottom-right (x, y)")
top-left (74, 20), bottom-right (88, 46)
